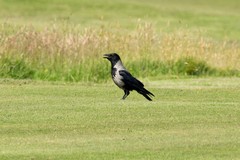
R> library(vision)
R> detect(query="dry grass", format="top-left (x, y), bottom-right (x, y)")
top-left (159, 31), bottom-right (240, 70)
top-left (0, 22), bottom-right (240, 81)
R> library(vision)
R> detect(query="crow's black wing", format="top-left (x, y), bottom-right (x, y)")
top-left (119, 70), bottom-right (144, 89)
top-left (119, 70), bottom-right (154, 101)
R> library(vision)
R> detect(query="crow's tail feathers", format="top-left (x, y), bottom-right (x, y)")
top-left (137, 87), bottom-right (155, 101)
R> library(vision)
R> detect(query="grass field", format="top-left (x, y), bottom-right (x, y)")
top-left (0, 0), bottom-right (240, 81)
top-left (0, 1), bottom-right (240, 159)
top-left (1, 0), bottom-right (240, 39)
top-left (0, 78), bottom-right (240, 159)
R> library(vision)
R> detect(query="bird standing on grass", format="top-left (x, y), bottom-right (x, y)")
top-left (103, 53), bottom-right (154, 101)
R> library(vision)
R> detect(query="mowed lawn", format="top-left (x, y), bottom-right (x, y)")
top-left (0, 78), bottom-right (240, 159)
top-left (0, 0), bottom-right (240, 40)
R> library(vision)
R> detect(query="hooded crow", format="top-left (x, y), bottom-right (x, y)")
top-left (103, 53), bottom-right (154, 101)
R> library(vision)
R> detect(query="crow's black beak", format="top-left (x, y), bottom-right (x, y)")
top-left (103, 54), bottom-right (110, 59)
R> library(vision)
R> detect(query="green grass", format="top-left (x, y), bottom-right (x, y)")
top-left (1, 0), bottom-right (240, 40)
top-left (1, 78), bottom-right (240, 159)
top-left (0, 0), bottom-right (240, 81)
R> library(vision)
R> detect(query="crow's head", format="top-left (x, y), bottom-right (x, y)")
top-left (103, 53), bottom-right (121, 63)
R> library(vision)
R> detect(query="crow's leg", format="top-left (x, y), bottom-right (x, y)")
top-left (122, 90), bottom-right (130, 100)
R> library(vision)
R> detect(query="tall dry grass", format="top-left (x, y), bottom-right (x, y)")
top-left (0, 22), bottom-right (239, 81)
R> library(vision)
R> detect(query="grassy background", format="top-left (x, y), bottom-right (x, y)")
top-left (0, 0), bottom-right (240, 81)
top-left (0, 78), bottom-right (240, 159)
top-left (1, 0), bottom-right (240, 39)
